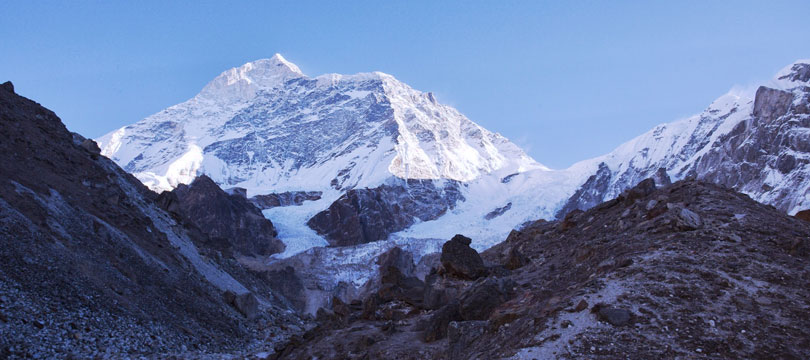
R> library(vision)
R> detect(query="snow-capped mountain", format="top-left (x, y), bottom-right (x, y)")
top-left (98, 54), bottom-right (541, 195)
top-left (97, 54), bottom-right (547, 254)
top-left (98, 56), bottom-right (810, 257)
top-left (559, 59), bottom-right (810, 216)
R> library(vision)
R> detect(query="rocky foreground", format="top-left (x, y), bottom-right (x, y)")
top-left (0, 82), bottom-right (308, 359)
top-left (276, 179), bottom-right (810, 359)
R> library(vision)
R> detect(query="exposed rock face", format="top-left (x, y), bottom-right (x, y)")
top-left (753, 86), bottom-right (794, 120)
top-left (275, 179), bottom-right (810, 359)
top-left (157, 175), bottom-right (284, 256)
top-left (440, 234), bottom-right (487, 280)
top-left (556, 162), bottom-right (612, 218)
top-left (249, 190), bottom-right (322, 210)
top-left (560, 61), bottom-right (810, 217)
top-left (0, 82), bottom-right (305, 358)
top-left (484, 202), bottom-right (512, 220)
top-left (307, 179), bottom-right (464, 246)
top-left (794, 209), bottom-right (810, 222)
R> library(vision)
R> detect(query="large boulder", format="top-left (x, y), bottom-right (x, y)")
top-left (223, 291), bottom-right (259, 319)
top-left (158, 175), bottom-right (284, 256)
top-left (440, 235), bottom-right (487, 280)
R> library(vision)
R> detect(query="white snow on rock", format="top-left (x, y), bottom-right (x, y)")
top-left (98, 56), bottom-right (810, 258)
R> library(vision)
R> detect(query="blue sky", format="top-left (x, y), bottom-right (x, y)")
top-left (1, 1), bottom-right (808, 168)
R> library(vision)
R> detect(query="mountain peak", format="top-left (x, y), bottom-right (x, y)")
top-left (198, 54), bottom-right (304, 102)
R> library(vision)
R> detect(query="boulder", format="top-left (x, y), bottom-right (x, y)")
top-left (457, 278), bottom-right (515, 321)
top-left (593, 304), bottom-right (632, 326)
top-left (223, 291), bottom-right (259, 319)
top-left (160, 175), bottom-right (284, 256)
top-left (440, 235), bottom-right (487, 280)
top-left (422, 302), bottom-right (461, 342)
top-left (676, 207), bottom-right (702, 230)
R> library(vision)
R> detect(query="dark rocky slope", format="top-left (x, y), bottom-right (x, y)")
top-left (276, 178), bottom-right (810, 359)
top-left (0, 82), bottom-right (305, 358)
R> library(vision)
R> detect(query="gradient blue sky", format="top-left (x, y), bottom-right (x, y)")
top-left (2, 1), bottom-right (809, 168)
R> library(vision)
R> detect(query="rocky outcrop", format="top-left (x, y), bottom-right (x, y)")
top-left (440, 234), bottom-right (487, 280)
top-left (753, 86), bottom-right (794, 120)
top-left (0, 82), bottom-right (305, 358)
top-left (249, 191), bottom-right (322, 210)
top-left (483, 202), bottom-right (512, 220)
top-left (556, 162), bottom-right (613, 218)
top-left (307, 179), bottom-right (464, 246)
top-left (157, 175), bottom-right (284, 257)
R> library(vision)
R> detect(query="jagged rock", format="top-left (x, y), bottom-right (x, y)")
top-left (160, 175), bottom-right (284, 256)
top-left (653, 167), bottom-right (672, 187)
top-left (376, 247), bottom-right (415, 277)
top-left (559, 209), bottom-right (583, 231)
top-left (423, 302), bottom-right (460, 342)
top-left (79, 139), bottom-right (101, 157)
top-left (423, 271), bottom-right (460, 310)
top-left (560, 62), bottom-right (810, 218)
top-left (249, 191), bottom-right (322, 209)
top-left (622, 178), bottom-right (657, 203)
top-left (484, 202), bottom-right (512, 220)
top-left (377, 266), bottom-right (425, 307)
top-left (571, 299), bottom-right (589, 312)
top-left (753, 86), bottom-right (794, 120)
top-left (1, 81), bottom-right (13, 93)
top-left (675, 206), bottom-right (702, 230)
top-left (440, 235), bottom-right (487, 280)
top-left (779, 63), bottom-right (810, 82)
top-left (224, 291), bottom-right (259, 319)
top-left (307, 179), bottom-right (464, 247)
top-left (225, 187), bottom-right (247, 198)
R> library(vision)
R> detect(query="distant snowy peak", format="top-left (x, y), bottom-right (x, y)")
top-left (559, 59), bottom-right (810, 216)
top-left (97, 55), bottom-right (542, 194)
top-left (198, 54), bottom-right (304, 103)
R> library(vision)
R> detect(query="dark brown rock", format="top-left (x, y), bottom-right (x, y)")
top-left (423, 302), bottom-right (460, 342)
top-left (307, 179), bottom-right (464, 246)
top-left (457, 278), bottom-right (515, 321)
top-left (794, 209), bottom-right (810, 222)
top-left (160, 175), bottom-right (284, 256)
top-left (249, 191), bottom-right (322, 209)
top-left (440, 234), bottom-right (487, 280)
top-left (593, 304), bottom-right (632, 326)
